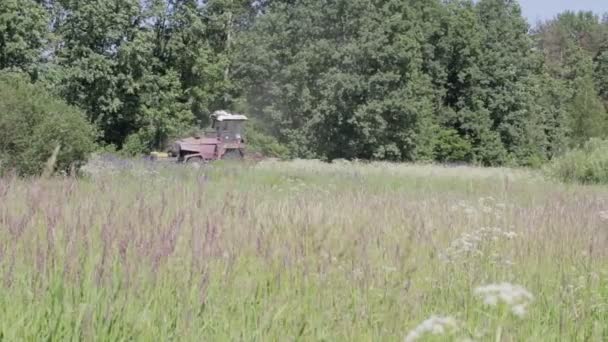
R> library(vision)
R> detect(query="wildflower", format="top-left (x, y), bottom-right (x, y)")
top-left (503, 231), bottom-right (517, 239)
top-left (511, 304), bottom-right (527, 318)
top-left (481, 206), bottom-right (494, 214)
top-left (449, 200), bottom-right (477, 216)
top-left (404, 315), bottom-right (459, 342)
top-left (440, 227), bottom-right (518, 262)
top-left (599, 210), bottom-right (608, 222)
top-left (478, 196), bottom-right (496, 204)
top-left (463, 207), bottom-right (477, 216)
top-left (502, 259), bottom-right (515, 267)
top-left (474, 283), bottom-right (534, 317)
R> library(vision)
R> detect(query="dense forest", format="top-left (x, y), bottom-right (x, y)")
top-left (1, 0), bottom-right (607, 166)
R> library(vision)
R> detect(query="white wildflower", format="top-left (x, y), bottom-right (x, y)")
top-left (404, 316), bottom-right (459, 342)
top-left (511, 304), bottom-right (527, 318)
top-left (463, 207), bottom-right (477, 216)
top-left (440, 227), bottom-right (518, 262)
top-left (450, 200), bottom-right (478, 216)
top-left (481, 205), bottom-right (494, 214)
top-left (479, 196), bottom-right (496, 203)
top-left (503, 231), bottom-right (517, 239)
top-left (474, 283), bottom-right (534, 317)
top-left (502, 259), bottom-right (515, 267)
top-left (599, 210), bottom-right (608, 222)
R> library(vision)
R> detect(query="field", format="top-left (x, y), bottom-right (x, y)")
top-left (0, 158), bottom-right (607, 341)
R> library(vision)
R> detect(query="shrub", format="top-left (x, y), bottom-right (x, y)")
top-left (544, 138), bottom-right (608, 184)
top-left (0, 72), bottom-right (96, 176)
top-left (121, 131), bottom-right (151, 157)
top-left (245, 125), bottom-right (288, 158)
top-left (434, 128), bottom-right (473, 163)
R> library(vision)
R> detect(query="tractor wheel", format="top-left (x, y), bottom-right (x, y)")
top-left (222, 149), bottom-right (244, 160)
top-left (186, 156), bottom-right (204, 169)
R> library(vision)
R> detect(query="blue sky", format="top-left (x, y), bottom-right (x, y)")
top-left (519, 0), bottom-right (608, 24)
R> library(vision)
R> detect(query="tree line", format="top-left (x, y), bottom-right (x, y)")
top-left (1, 0), bottom-right (607, 167)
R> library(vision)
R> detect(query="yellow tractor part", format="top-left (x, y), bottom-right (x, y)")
top-left (150, 151), bottom-right (170, 159)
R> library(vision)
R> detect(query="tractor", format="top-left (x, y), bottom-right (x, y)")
top-left (154, 110), bottom-right (248, 165)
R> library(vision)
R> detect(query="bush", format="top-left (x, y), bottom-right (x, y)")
top-left (245, 125), bottom-right (288, 158)
top-left (121, 131), bottom-right (151, 157)
top-left (0, 72), bottom-right (96, 176)
top-left (434, 128), bottom-right (473, 163)
top-left (544, 138), bottom-right (608, 184)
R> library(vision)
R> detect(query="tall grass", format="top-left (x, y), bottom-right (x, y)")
top-left (0, 158), bottom-right (607, 340)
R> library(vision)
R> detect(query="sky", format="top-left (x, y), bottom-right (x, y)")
top-left (519, 0), bottom-right (608, 25)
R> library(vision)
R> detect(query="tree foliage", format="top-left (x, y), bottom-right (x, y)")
top-left (534, 11), bottom-right (608, 148)
top-left (0, 0), bottom-right (606, 164)
top-left (0, 0), bottom-right (48, 74)
top-left (0, 73), bottom-right (96, 175)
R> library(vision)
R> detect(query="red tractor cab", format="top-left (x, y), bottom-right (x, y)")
top-left (171, 111), bottom-right (248, 164)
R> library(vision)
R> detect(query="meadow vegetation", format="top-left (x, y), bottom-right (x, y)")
top-left (0, 158), bottom-right (606, 340)
top-left (545, 139), bottom-right (608, 185)
top-left (2, 2), bottom-right (607, 339)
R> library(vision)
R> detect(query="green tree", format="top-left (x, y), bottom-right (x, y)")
top-left (595, 45), bottom-right (608, 110)
top-left (51, 0), bottom-right (195, 152)
top-left (152, 0), bottom-right (232, 127)
top-left (53, 0), bottom-right (144, 145)
top-left (568, 76), bottom-right (607, 146)
top-left (534, 10), bottom-right (608, 149)
top-left (473, 0), bottom-right (545, 163)
top-left (560, 43), bottom-right (608, 146)
top-left (0, 73), bottom-right (96, 176)
top-left (235, 0), bottom-right (440, 161)
top-left (527, 71), bottom-right (571, 161)
top-left (535, 11), bottom-right (607, 73)
top-left (0, 0), bottom-right (48, 75)
top-left (430, 0), bottom-right (508, 165)
top-left (4, 0), bottom-right (606, 165)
